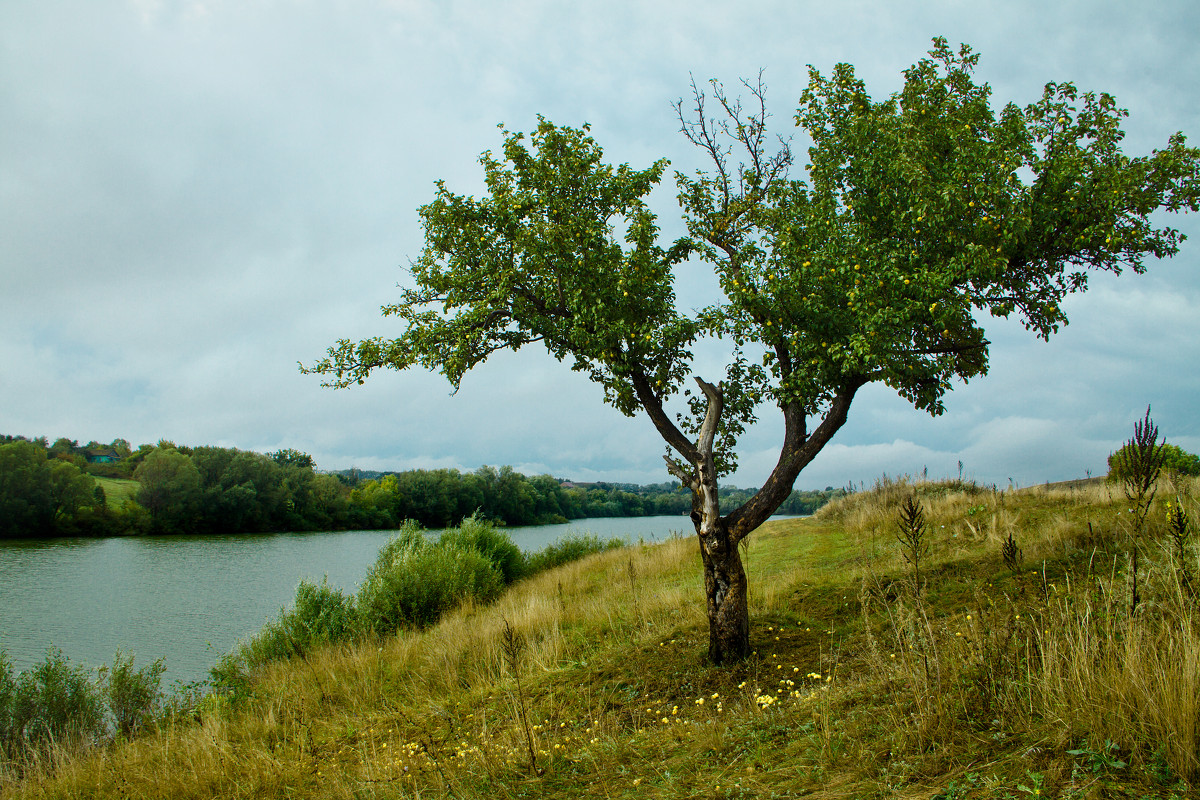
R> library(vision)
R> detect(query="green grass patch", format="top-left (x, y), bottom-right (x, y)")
top-left (94, 476), bottom-right (138, 509)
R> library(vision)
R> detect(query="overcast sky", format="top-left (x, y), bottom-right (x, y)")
top-left (2, 0), bottom-right (1198, 491)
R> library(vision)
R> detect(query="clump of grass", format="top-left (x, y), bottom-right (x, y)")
top-left (523, 532), bottom-right (624, 574)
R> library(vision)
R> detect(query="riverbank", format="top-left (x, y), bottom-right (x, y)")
top-left (0, 517), bottom-right (694, 687)
top-left (5, 477), bottom-right (1197, 798)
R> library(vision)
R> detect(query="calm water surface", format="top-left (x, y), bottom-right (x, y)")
top-left (0, 516), bottom-right (695, 686)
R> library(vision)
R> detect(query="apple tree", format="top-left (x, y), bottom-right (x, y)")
top-left (306, 40), bottom-right (1200, 664)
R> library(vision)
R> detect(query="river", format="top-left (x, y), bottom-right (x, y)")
top-left (0, 516), bottom-right (696, 687)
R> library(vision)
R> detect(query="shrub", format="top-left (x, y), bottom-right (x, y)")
top-left (357, 529), bottom-right (503, 634)
top-left (438, 514), bottom-right (525, 583)
top-left (101, 650), bottom-right (166, 738)
top-left (214, 578), bottom-right (358, 687)
top-left (524, 533), bottom-right (625, 575)
top-left (0, 652), bottom-right (17, 752)
top-left (291, 578), bottom-right (360, 646)
top-left (6, 647), bottom-right (105, 754)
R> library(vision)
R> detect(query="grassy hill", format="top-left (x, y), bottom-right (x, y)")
top-left (5, 476), bottom-right (1197, 798)
top-left (94, 476), bottom-right (139, 509)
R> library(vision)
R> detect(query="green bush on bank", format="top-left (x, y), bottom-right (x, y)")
top-left (212, 518), bottom-right (627, 691)
top-left (1, 648), bottom-right (105, 756)
top-left (357, 523), bottom-right (505, 634)
top-left (100, 650), bottom-right (166, 739)
top-left (1, 647), bottom-right (167, 765)
top-left (523, 532), bottom-right (625, 574)
top-left (437, 514), bottom-right (525, 583)
top-left (213, 578), bottom-right (360, 687)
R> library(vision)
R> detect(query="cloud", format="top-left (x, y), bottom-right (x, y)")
top-left (2, 0), bottom-right (1198, 493)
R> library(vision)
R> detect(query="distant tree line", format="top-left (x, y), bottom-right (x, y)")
top-left (340, 469), bottom-right (840, 529)
top-left (0, 437), bottom-right (109, 538)
top-left (0, 434), bottom-right (843, 539)
top-left (0, 435), bottom-right (351, 538)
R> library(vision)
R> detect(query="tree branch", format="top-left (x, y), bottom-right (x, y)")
top-left (630, 368), bottom-right (700, 464)
top-left (725, 377), bottom-right (865, 542)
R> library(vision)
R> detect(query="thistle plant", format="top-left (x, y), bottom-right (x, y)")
top-left (1165, 497), bottom-right (1194, 597)
top-left (1001, 530), bottom-right (1023, 574)
top-left (500, 620), bottom-right (537, 776)
top-left (896, 495), bottom-right (929, 601)
top-left (1114, 408), bottom-right (1166, 614)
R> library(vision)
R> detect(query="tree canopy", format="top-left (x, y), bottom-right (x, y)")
top-left (1109, 441), bottom-right (1200, 482)
top-left (307, 39), bottom-right (1200, 662)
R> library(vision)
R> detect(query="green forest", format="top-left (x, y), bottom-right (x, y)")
top-left (0, 435), bottom-right (841, 539)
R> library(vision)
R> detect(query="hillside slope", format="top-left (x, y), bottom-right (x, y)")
top-left (7, 477), bottom-right (1197, 799)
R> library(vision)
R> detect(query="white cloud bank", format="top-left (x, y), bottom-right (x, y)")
top-left (2, 0), bottom-right (1198, 490)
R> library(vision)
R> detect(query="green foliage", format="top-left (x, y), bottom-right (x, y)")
top-left (356, 527), bottom-right (504, 634)
top-left (0, 440), bottom-right (103, 537)
top-left (523, 533), bottom-right (625, 575)
top-left (1109, 442), bottom-right (1199, 481)
top-left (212, 518), bottom-right (631, 691)
top-left (0, 648), bottom-right (175, 765)
top-left (438, 514), bottom-right (525, 583)
top-left (292, 578), bottom-right (360, 646)
top-left (0, 652), bottom-right (16, 750)
top-left (308, 119), bottom-right (694, 417)
top-left (215, 578), bottom-right (361, 687)
top-left (306, 38), bottom-right (1200, 571)
top-left (0, 440), bottom-right (56, 536)
top-left (1068, 739), bottom-right (1128, 775)
top-left (3, 429), bottom-right (841, 538)
top-left (2, 648), bottom-right (106, 755)
top-left (100, 651), bottom-right (166, 739)
top-left (271, 448), bottom-right (315, 470)
top-left (134, 448), bottom-right (202, 533)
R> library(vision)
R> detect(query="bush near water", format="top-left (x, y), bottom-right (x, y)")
top-left (212, 516), bottom-right (622, 691)
top-left (1, 515), bottom-right (622, 770)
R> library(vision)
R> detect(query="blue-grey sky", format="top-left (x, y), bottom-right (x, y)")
top-left (2, 0), bottom-right (1198, 490)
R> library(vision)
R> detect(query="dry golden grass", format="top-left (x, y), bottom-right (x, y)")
top-left (7, 476), bottom-right (1199, 799)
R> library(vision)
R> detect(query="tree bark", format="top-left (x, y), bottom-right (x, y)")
top-left (694, 509), bottom-right (751, 663)
top-left (682, 378), bottom-right (751, 663)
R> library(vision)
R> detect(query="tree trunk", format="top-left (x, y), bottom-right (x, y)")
top-left (695, 512), bottom-right (750, 664)
top-left (635, 371), bottom-right (863, 666)
top-left (680, 379), bottom-right (752, 664)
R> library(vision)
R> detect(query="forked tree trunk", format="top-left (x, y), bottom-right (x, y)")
top-left (694, 513), bottom-right (750, 663)
top-left (681, 380), bottom-right (752, 664)
top-left (633, 369), bottom-right (864, 666)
